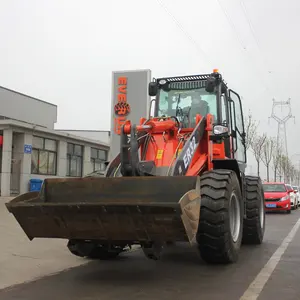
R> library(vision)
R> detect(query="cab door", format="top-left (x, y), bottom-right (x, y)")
top-left (228, 90), bottom-right (246, 165)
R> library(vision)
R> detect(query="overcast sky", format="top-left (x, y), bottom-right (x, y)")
top-left (0, 0), bottom-right (299, 177)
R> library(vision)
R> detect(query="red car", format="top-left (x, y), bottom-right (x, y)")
top-left (263, 182), bottom-right (291, 213)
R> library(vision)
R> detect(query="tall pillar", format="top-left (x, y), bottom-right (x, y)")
top-left (57, 140), bottom-right (67, 177)
top-left (1, 128), bottom-right (13, 196)
top-left (83, 145), bottom-right (92, 176)
top-left (19, 133), bottom-right (33, 194)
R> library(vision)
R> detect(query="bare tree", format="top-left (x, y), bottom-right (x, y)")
top-left (294, 168), bottom-right (300, 186)
top-left (280, 155), bottom-right (291, 183)
top-left (251, 133), bottom-right (267, 177)
top-left (261, 137), bottom-right (275, 181)
top-left (244, 110), bottom-right (259, 150)
top-left (272, 142), bottom-right (283, 181)
top-left (280, 156), bottom-right (297, 184)
top-left (289, 165), bottom-right (297, 184)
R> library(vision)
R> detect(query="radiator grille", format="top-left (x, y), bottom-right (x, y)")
top-left (265, 198), bottom-right (281, 202)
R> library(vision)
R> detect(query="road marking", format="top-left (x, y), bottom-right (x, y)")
top-left (240, 217), bottom-right (300, 300)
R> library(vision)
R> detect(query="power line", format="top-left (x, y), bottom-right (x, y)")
top-left (239, 0), bottom-right (273, 77)
top-left (216, 0), bottom-right (246, 50)
top-left (240, 1), bottom-right (261, 50)
top-left (156, 0), bottom-right (274, 98)
top-left (215, 0), bottom-right (272, 93)
top-left (156, 0), bottom-right (212, 68)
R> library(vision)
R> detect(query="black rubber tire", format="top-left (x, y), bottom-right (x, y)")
top-left (242, 176), bottom-right (265, 245)
top-left (196, 169), bottom-right (244, 264)
top-left (67, 240), bottom-right (85, 257)
top-left (287, 209), bottom-right (291, 214)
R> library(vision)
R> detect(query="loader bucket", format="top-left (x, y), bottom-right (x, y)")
top-left (5, 176), bottom-right (201, 244)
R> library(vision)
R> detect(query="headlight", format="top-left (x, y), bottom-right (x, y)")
top-left (280, 195), bottom-right (290, 201)
top-left (213, 125), bottom-right (229, 135)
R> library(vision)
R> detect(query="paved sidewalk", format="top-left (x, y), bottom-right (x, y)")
top-left (0, 197), bottom-right (88, 289)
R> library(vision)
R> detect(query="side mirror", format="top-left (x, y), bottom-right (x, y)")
top-left (205, 76), bottom-right (216, 93)
top-left (221, 82), bottom-right (227, 93)
top-left (148, 82), bottom-right (158, 96)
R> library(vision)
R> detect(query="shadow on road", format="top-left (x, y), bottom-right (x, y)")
top-left (1, 212), bottom-right (298, 300)
top-left (71, 242), bottom-right (270, 284)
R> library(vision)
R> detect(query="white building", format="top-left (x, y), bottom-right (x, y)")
top-left (0, 85), bottom-right (110, 197)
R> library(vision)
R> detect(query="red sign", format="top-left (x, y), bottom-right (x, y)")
top-left (114, 76), bottom-right (130, 135)
top-left (0, 135), bottom-right (3, 146)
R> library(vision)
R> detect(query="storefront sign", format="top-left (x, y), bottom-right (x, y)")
top-left (110, 69), bottom-right (151, 160)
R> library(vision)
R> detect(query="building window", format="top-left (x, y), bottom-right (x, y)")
top-left (66, 143), bottom-right (83, 177)
top-left (91, 148), bottom-right (108, 172)
top-left (31, 136), bottom-right (57, 175)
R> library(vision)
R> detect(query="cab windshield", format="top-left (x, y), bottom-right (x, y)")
top-left (157, 88), bottom-right (217, 127)
top-left (263, 184), bottom-right (287, 192)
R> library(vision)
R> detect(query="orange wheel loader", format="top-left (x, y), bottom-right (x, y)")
top-left (5, 70), bottom-right (265, 264)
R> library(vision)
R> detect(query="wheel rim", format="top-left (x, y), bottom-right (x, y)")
top-left (259, 192), bottom-right (264, 229)
top-left (229, 192), bottom-right (241, 243)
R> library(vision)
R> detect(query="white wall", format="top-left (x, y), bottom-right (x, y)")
top-left (0, 86), bottom-right (57, 129)
top-left (56, 130), bottom-right (110, 145)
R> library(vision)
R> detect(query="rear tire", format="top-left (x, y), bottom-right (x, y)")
top-left (196, 169), bottom-right (243, 264)
top-left (242, 176), bottom-right (265, 245)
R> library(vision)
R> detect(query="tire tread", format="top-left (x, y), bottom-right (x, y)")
top-left (197, 169), bottom-right (243, 264)
top-left (242, 176), bottom-right (265, 244)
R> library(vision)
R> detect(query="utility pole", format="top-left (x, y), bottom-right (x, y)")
top-left (269, 98), bottom-right (295, 182)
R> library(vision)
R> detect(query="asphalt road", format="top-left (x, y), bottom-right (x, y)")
top-left (1, 210), bottom-right (300, 300)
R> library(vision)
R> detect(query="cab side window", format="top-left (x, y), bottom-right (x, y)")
top-left (229, 90), bottom-right (246, 162)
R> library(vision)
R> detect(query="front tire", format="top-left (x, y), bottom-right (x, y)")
top-left (242, 176), bottom-right (265, 245)
top-left (196, 169), bottom-right (243, 264)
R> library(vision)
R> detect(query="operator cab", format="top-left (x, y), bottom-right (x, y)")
top-left (148, 70), bottom-right (246, 165)
top-left (150, 79), bottom-right (218, 128)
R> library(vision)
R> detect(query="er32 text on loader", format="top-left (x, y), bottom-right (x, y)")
top-left (6, 69), bottom-right (266, 264)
